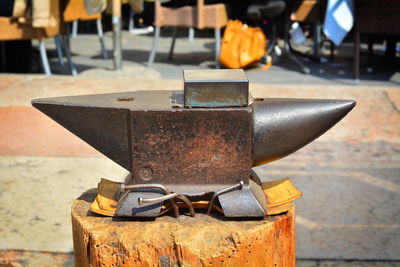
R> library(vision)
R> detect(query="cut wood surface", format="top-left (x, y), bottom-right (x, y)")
top-left (72, 189), bottom-right (296, 267)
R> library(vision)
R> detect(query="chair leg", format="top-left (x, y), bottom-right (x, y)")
top-left (367, 36), bottom-right (374, 67)
top-left (214, 28), bottom-right (221, 69)
top-left (54, 36), bottom-right (64, 66)
top-left (168, 27), bottom-right (178, 61)
top-left (188, 27), bottom-right (194, 43)
top-left (39, 40), bottom-right (51, 75)
top-left (72, 20), bottom-right (78, 39)
top-left (267, 23), bottom-right (278, 54)
top-left (64, 42), bottom-right (78, 76)
top-left (148, 26), bottom-right (160, 67)
top-left (313, 22), bottom-right (322, 58)
top-left (129, 9), bottom-right (135, 33)
top-left (96, 18), bottom-right (108, 59)
top-left (61, 33), bottom-right (78, 76)
top-left (353, 30), bottom-right (360, 81)
top-left (1, 42), bottom-right (6, 72)
top-left (329, 41), bottom-right (335, 60)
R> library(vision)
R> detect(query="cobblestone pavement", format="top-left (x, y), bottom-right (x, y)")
top-left (0, 31), bottom-right (399, 265)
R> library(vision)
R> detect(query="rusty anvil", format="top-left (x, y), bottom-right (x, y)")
top-left (32, 69), bottom-right (355, 218)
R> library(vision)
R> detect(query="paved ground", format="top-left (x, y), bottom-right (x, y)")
top-left (38, 31), bottom-right (400, 86)
top-left (0, 31), bottom-right (399, 265)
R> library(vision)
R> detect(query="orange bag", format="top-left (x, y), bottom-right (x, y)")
top-left (219, 20), bottom-right (267, 69)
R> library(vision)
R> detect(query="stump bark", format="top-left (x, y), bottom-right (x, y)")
top-left (72, 189), bottom-right (296, 267)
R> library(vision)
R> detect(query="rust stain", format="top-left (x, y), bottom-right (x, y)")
top-left (117, 97), bottom-right (134, 102)
top-left (130, 108), bottom-right (252, 189)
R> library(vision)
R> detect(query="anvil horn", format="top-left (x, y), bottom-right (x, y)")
top-left (32, 92), bottom-right (134, 171)
top-left (252, 98), bottom-right (356, 166)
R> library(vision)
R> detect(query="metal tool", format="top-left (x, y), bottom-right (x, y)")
top-left (32, 69), bottom-right (355, 217)
top-left (207, 181), bottom-right (244, 215)
top-left (139, 193), bottom-right (195, 217)
top-left (121, 184), bottom-right (179, 217)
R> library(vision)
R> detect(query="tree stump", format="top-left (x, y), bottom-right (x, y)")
top-left (72, 189), bottom-right (296, 267)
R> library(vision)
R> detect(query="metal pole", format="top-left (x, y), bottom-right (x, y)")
top-left (96, 18), bottom-right (108, 59)
top-left (39, 40), bottom-right (51, 75)
top-left (54, 36), bottom-right (64, 66)
top-left (168, 27), bottom-right (178, 60)
top-left (72, 21), bottom-right (78, 39)
top-left (313, 22), bottom-right (321, 58)
top-left (214, 28), bottom-right (221, 69)
top-left (62, 25), bottom-right (78, 76)
top-left (188, 27), bottom-right (194, 43)
top-left (147, 26), bottom-right (160, 67)
top-left (112, 0), bottom-right (122, 70)
top-left (129, 9), bottom-right (134, 33)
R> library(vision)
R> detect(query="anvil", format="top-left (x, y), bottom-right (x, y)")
top-left (32, 69), bottom-right (355, 217)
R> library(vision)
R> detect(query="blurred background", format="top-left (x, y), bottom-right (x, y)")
top-left (0, 0), bottom-right (399, 266)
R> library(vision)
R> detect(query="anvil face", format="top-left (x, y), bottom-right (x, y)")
top-left (31, 70), bottom-right (356, 217)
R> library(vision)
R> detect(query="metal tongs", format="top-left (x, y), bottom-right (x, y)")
top-left (118, 181), bottom-right (245, 217)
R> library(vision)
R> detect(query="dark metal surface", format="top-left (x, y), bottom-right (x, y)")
top-left (121, 183), bottom-right (179, 217)
top-left (32, 103), bottom-right (131, 170)
top-left (31, 91), bottom-right (173, 171)
top-left (183, 69), bottom-right (249, 107)
top-left (130, 107), bottom-right (252, 195)
top-left (252, 98), bottom-right (356, 166)
top-left (116, 189), bottom-right (163, 217)
top-left (219, 180), bottom-right (267, 217)
top-left (207, 181), bottom-right (244, 215)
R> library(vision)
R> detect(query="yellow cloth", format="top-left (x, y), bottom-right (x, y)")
top-left (91, 178), bottom-right (121, 216)
top-left (262, 177), bottom-right (303, 215)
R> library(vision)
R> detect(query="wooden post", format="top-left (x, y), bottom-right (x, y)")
top-left (72, 189), bottom-right (296, 267)
top-left (112, 0), bottom-right (122, 70)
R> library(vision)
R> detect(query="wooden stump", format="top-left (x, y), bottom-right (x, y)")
top-left (72, 189), bottom-right (296, 267)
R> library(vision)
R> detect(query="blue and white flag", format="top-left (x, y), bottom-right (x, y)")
top-left (323, 0), bottom-right (354, 46)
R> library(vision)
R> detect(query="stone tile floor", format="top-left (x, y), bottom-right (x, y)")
top-left (0, 30), bottom-right (399, 265)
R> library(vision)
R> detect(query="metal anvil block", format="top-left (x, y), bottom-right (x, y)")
top-left (32, 69), bottom-right (355, 217)
top-left (183, 69), bottom-right (249, 107)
